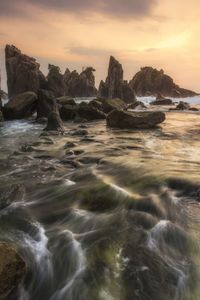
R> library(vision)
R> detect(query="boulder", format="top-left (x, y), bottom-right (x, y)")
top-left (89, 100), bottom-right (103, 111)
top-left (5, 45), bottom-right (46, 97)
top-left (0, 111), bottom-right (3, 122)
top-left (60, 104), bottom-right (77, 120)
top-left (76, 104), bottom-right (106, 121)
top-left (0, 242), bottom-right (26, 299)
top-left (44, 111), bottom-right (65, 133)
top-left (37, 89), bottom-right (58, 118)
top-left (107, 109), bottom-right (165, 129)
top-left (176, 101), bottom-right (190, 110)
top-left (129, 66), bottom-right (197, 98)
top-left (150, 99), bottom-right (174, 106)
top-left (98, 56), bottom-right (136, 103)
top-left (46, 64), bottom-right (66, 97)
top-left (128, 101), bottom-right (147, 110)
top-left (99, 98), bottom-right (127, 114)
top-left (3, 92), bottom-right (37, 120)
top-left (56, 96), bottom-right (76, 106)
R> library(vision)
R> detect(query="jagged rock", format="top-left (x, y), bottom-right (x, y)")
top-left (5, 45), bottom-right (46, 97)
top-left (0, 242), bottom-right (26, 299)
top-left (66, 67), bottom-right (97, 97)
top-left (128, 101), bottom-right (147, 110)
top-left (37, 89), bottom-right (58, 118)
top-left (3, 92), bottom-right (37, 120)
top-left (107, 109), bottom-right (165, 129)
top-left (98, 56), bottom-right (136, 103)
top-left (44, 111), bottom-right (65, 133)
top-left (47, 64), bottom-right (66, 97)
top-left (129, 66), bottom-right (197, 98)
top-left (99, 98), bottom-right (127, 114)
top-left (56, 96), bottom-right (76, 106)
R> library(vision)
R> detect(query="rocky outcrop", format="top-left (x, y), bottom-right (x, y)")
top-left (98, 56), bottom-right (136, 103)
top-left (3, 92), bottom-right (37, 120)
top-left (129, 67), bottom-right (197, 98)
top-left (37, 89), bottom-right (58, 118)
top-left (46, 64), bottom-right (66, 97)
top-left (5, 45), bottom-right (46, 97)
top-left (0, 242), bottom-right (26, 299)
top-left (44, 111), bottom-right (65, 133)
top-left (107, 109), bottom-right (165, 129)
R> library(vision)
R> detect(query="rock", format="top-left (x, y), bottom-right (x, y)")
top-left (37, 89), bottom-right (58, 118)
top-left (46, 64), bottom-right (66, 97)
top-left (98, 56), bottom-right (136, 103)
top-left (189, 107), bottom-right (199, 111)
top-left (76, 104), bottom-right (106, 121)
top-left (171, 101), bottom-right (190, 111)
top-left (35, 117), bottom-right (48, 124)
top-left (60, 104), bottom-right (77, 120)
top-left (56, 96), bottom-right (76, 106)
top-left (0, 111), bottom-right (3, 122)
top-left (65, 67), bottom-right (97, 97)
top-left (128, 101), bottom-right (147, 110)
top-left (71, 129), bottom-right (88, 136)
top-left (89, 100), bottom-right (103, 111)
top-left (3, 92), bottom-right (37, 120)
top-left (156, 93), bottom-right (166, 101)
top-left (5, 45), bottom-right (46, 97)
top-left (64, 141), bottom-right (77, 148)
top-left (99, 98), bottom-right (127, 114)
top-left (107, 109), bottom-right (165, 129)
top-left (0, 184), bottom-right (25, 210)
top-left (129, 66), bottom-right (197, 98)
top-left (150, 98), bottom-right (174, 106)
top-left (0, 242), bottom-right (26, 299)
top-left (44, 111), bottom-right (65, 133)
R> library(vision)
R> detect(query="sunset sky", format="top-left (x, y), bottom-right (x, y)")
top-left (0, 0), bottom-right (200, 92)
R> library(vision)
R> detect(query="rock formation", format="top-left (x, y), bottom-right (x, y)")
top-left (37, 89), bottom-right (58, 118)
top-left (47, 64), bottom-right (66, 97)
top-left (3, 92), bottom-right (37, 120)
top-left (44, 111), bottom-right (65, 133)
top-left (98, 56), bottom-right (136, 103)
top-left (107, 109), bottom-right (165, 129)
top-left (5, 45), bottom-right (46, 97)
top-left (129, 67), bottom-right (197, 98)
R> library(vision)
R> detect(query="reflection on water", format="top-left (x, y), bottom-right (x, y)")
top-left (1, 108), bottom-right (200, 299)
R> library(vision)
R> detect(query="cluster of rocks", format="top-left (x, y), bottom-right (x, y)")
top-left (170, 101), bottom-right (199, 112)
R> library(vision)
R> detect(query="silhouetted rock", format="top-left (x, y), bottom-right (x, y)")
top-left (5, 45), bottom-right (46, 97)
top-left (37, 89), bottom-right (58, 118)
top-left (129, 67), bottom-right (197, 98)
top-left (98, 56), bottom-right (136, 103)
top-left (44, 111), bottom-right (65, 133)
top-left (47, 64), bottom-right (66, 97)
top-left (3, 92), bottom-right (37, 120)
top-left (0, 242), bottom-right (26, 299)
top-left (107, 109), bottom-right (165, 129)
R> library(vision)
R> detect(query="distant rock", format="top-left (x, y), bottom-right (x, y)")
top-left (3, 92), bottom-right (37, 120)
top-left (150, 99), bottom-right (174, 106)
top-left (107, 109), bottom-right (165, 129)
top-left (46, 64), bottom-right (66, 97)
top-left (0, 111), bottom-right (3, 122)
top-left (5, 45), bottom-right (46, 97)
top-left (176, 101), bottom-right (190, 110)
top-left (129, 66), bottom-right (197, 98)
top-left (0, 242), bottom-right (26, 299)
top-left (44, 111), bottom-right (65, 133)
top-left (98, 56), bottom-right (136, 103)
top-left (37, 89), bottom-right (58, 118)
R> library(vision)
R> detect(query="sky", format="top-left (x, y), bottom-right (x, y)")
top-left (0, 0), bottom-right (200, 92)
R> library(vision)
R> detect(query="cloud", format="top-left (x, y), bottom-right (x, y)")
top-left (0, 0), bottom-right (157, 19)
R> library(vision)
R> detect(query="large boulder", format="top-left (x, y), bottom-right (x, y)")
top-left (107, 109), bottom-right (165, 129)
top-left (46, 64), bottom-right (66, 97)
top-left (60, 104), bottom-right (77, 120)
top-left (76, 104), bottom-right (106, 121)
top-left (0, 242), bottom-right (26, 299)
top-left (44, 111), bottom-right (65, 133)
top-left (98, 56), bottom-right (136, 103)
top-left (37, 89), bottom-right (58, 118)
top-left (5, 45), bottom-right (46, 97)
top-left (99, 98), bottom-right (127, 114)
top-left (129, 66), bottom-right (197, 98)
top-left (3, 92), bottom-right (37, 120)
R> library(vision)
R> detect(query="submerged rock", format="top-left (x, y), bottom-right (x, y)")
top-left (44, 111), bottom-right (65, 133)
top-left (3, 92), bottom-right (37, 120)
top-left (5, 45), bottom-right (46, 97)
top-left (129, 66), bottom-right (197, 98)
top-left (107, 109), bottom-right (165, 129)
top-left (0, 242), bottom-right (26, 299)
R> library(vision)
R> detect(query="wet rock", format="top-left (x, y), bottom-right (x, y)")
top-left (176, 101), bottom-right (190, 110)
top-left (76, 104), bottom-right (106, 121)
top-left (129, 66), bottom-right (197, 97)
top-left (64, 141), bottom-right (77, 148)
top-left (59, 104), bottom-right (77, 120)
top-left (89, 100), bottom-right (103, 111)
top-left (0, 184), bottom-right (25, 210)
top-left (44, 111), bottom-right (65, 134)
top-left (56, 96), bottom-right (76, 106)
top-left (71, 129), bottom-right (88, 136)
top-left (37, 89), bottom-right (58, 118)
top-left (128, 101), bottom-right (147, 110)
top-left (5, 45), bottom-right (46, 97)
top-left (99, 98), bottom-right (127, 114)
top-left (0, 242), bottom-right (26, 299)
top-left (35, 117), bottom-right (48, 124)
top-left (46, 64), bottom-right (65, 97)
top-left (98, 56), bottom-right (136, 103)
top-left (107, 109), bottom-right (165, 129)
top-left (150, 98), bottom-right (174, 106)
top-left (189, 107), bottom-right (199, 111)
top-left (3, 92), bottom-right (37, 120)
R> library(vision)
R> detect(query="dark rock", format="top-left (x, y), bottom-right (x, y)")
top-left (98, 56), bottom-right (136, 103)
top-left (0, 111), bottom-right (3, 122)
top-left (170, 101), bottom-right (191, 111)
top-left (128, 101), bottom-right (147, 110)
top-left (46, 64), bottom-right (66, 97)
top-left (107, 109), bottom-right (165, 129)
top-left (76, 104), bottom-right (106, 121)
top-left (0, 242), bottom-right (26, 299)
top-left (89, 100), bottom-right (103, 111)
top-left (44, 111), bottom-right (65, 133)
top-left (71, 129), bottom-right (88, 136)
top-left (3, 92), bottom-right (37, 120)
top-left (56, 96), bottom-right (76, 106)
top-left (0, 184), bottom-right (25, 210)
top-left (189, 107), bottom-right (199, 111)
top-left (150, 98), bottom-right (174, 106)
top-left (37, 89), bottom-right (58, 118)
top-left (5, 45), bottom-right (46, 97)
top-left (35, 117), bottom-right (48, 124)
top-left (99, 98), bottom-right (127, 114)
top-left (129, 66), bottom-right (197, 98)
top-left (64, 141), bottom-right (77, 148)
top-left (59, 104), bottom-right (77, 120)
